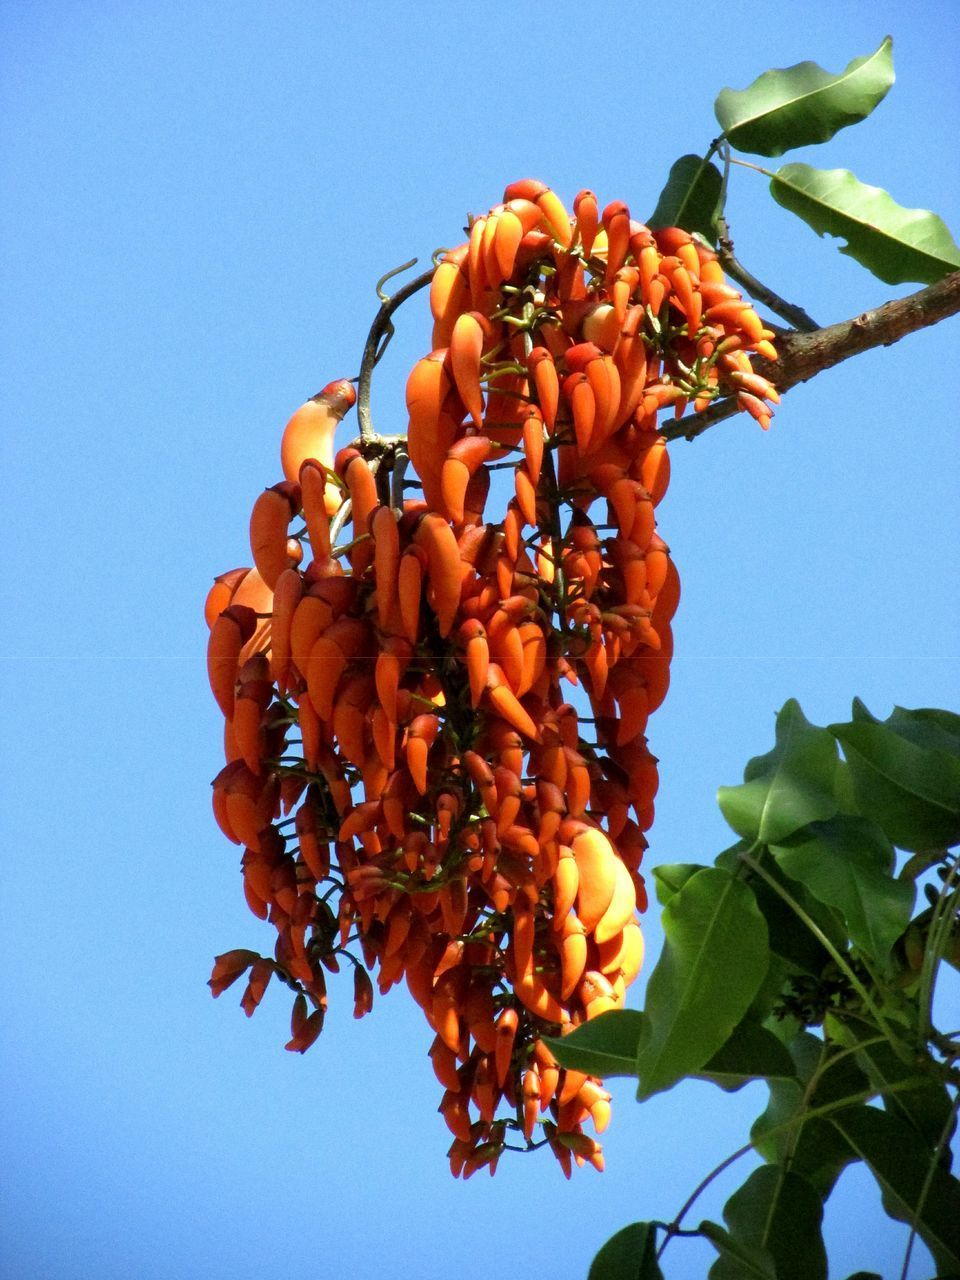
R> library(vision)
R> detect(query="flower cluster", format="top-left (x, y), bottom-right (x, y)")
top-left (206, 179), bottom-right (778, 1176)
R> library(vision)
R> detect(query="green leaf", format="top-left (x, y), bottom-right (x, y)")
top-left (751, 1031), bottom-right (864, 1197)
top-left (544, 1010), bottom-right (646, 1079)
top-left (718, 700), bottom-right (840, 844)
top-left (771, 817), bottom-right (915, 962)
top-left (648, 154), bottom-right (724, 243)
top-left (830, 716), bottom-right (960, 851)
top-left (827, 1012), bottom-right (956, 1163)
top-left (893, 707), bottom-right (960, 751)
top-left (746, 954), bottom-right (790, 1025)
top-left (833, 759), bottom-right (861, 816)
top-left (831, 1106), bottom-right (960, 1273)
top-left (741, 855), bottom-right (844, 976)
top-left (769, 164), bottom-right (960, 285)
top-left (699, 1220), bottom-right (775, 1279)
top-left (854, 700), bottom-right (960, 759)
top-left (636, 868), bottom-right (769, 1100)
top-left (715, 840), bottom-right (754, 874)
top-left (588, 1222), bottom-right (664, 1280)
top-left (710, 1166), bottom-right (827, 1280)
top-left (652, 863), bottom-right (705, 906)
top-left (695, 1019), bottom-right (797, 1092)
top-left (715, 38), bottom-right (894, 157)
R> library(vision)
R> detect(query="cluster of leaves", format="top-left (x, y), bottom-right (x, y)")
top-left (550, 700), bottom-right (960, 1279)
top-left (650, 37), bottom-right (960, 292)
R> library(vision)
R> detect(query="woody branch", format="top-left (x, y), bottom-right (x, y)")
top-left (665, 269), bottom-right (960, 443)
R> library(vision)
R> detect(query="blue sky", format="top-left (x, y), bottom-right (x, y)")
top-left (2, 3), bottom-right (958, 1278)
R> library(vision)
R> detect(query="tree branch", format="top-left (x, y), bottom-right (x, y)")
top-left (356, 264), bottom-right (435, 448)
top-left (715, 205), bottom-right (820, 332)
top-left (664, 269), bottom-right (960, 443)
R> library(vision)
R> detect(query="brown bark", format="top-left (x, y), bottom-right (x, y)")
top-left (663, 269), bottom-right (960, 444)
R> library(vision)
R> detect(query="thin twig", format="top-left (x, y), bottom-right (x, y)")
top-left (918, 855), bottom-right (960, 1046)
top-left (717, 232), bottom-right (820, 331)
top-left (390, 442), bottom-right (409, 512)
top-left (329, 497), bottom-right (352, 546)
top-left (898, 1090), bottom-right (960, 1280)
top-left (656, 1077), bottom-right (928, 1266)
top-left (656, 1141), bottom-right (754, 1259)
top-left (356, 261), bottom-right (435, 447)
top-left (713, 144), bottom-right (819, 334)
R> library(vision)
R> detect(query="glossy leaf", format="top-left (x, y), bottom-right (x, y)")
top-left (710, 1166), bottom-right (827, 1280)
top-left (771, 817), bottom-right (914, 962)
top-left (744, 854), bottom-right (844, 975)
top-left (714, 840), bottom-right (754, 875)
top-left (715, 38), bottom-right (894, 157)
top-left (831, 1107), bottom-right (960, 1273)
top-left (695, 1019), bottom-right (797, 1092)
top-left (652, 863), bottom-right (705, 906)
top-left (854, 700), bottom-right (960, 757)
top-left (827, 1012), bottom-right (956, 1161)
top-left (745, 954), bottom-right (790, 1025)
top-left (588, 1222), bottom-right (663, 1280)
top-left (544, 1010), bottom-right (646, 1079)
top-left (636, 868), bottom-right (769, 1100)
top-left (751, 1031), bottom-right (863, 1198)
top-left (830, 714), bottom-right (960, 851)
top-left (769, 165), bottom-right (960, 285)
top-left (699, 1220), bottom-right (775, 1279)
top-left (718, 700), bottom-right (840, 844)
top-left (649, 155), bottom-right (723, 243)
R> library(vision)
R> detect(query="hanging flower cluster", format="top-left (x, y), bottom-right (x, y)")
top-left (205, 179), bottom-right (778, 1177)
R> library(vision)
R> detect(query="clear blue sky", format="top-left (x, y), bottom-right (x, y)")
top-left (2, 4), bottom-right (958, 1278)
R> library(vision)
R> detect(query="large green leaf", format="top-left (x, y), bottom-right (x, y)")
top-left (588, 1222), bottom-right (663, 1280)
top-left (751, 1031), bottom-right (864, 1198)
top-left (695, 1019), bottom-right (797, 1092)
top-left (544, 1010), bottom-right (646, 1079)
top-left (830, 715), bottom-right (960, 851)
top-left (831, 1106), bottom-right (960, 1273)
top-left (853, 699), bottom-right (960, 760)
top-left (715, 38), bottom-right (894, 157)
top-left (769, 164), bottom-right (960, 285)
top-left (738, 853), bottom-right (841, 976)
top-left (746, 955), bottom-right (790, 1025)
top-left (771, 817), bottom-right (914, 962)
top-left (715, 840), bottom-right (755, 875)
top-left (648, 154), bottom-right (723, 243)
top-left (635, 868), bottom-right (769, 1100)
top-left (652, 863), bottom-right (705, 907)
top-left (718, 700), bottom-right (840, 844)
top-left (709, 1166), bottom-right (827, 1280)
top-left (700, 1220), bottom-right (775, 1279)
top-left (827, 1012), bottom-right (956, 1165)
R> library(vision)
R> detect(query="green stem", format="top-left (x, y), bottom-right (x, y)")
top-left (729, 157), bottom-right (775, 178)
top-left (782, 1040), bottom-right (831, 1169)
top-left (782, 1033), bottom-right (888, 1170)
top-left (657, 1140), bottom-right (754, 1260)
top-left (332, 532), bottom-right (373, 560)
top-left (738, 850), bottom-right (897, 1042)
top-left (918, 855), bottom-right (960, 1045)
top-left (897, 1090), bottom-right (960, 1280)
top-left (658, 1078), bottom-right (928, 1263)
